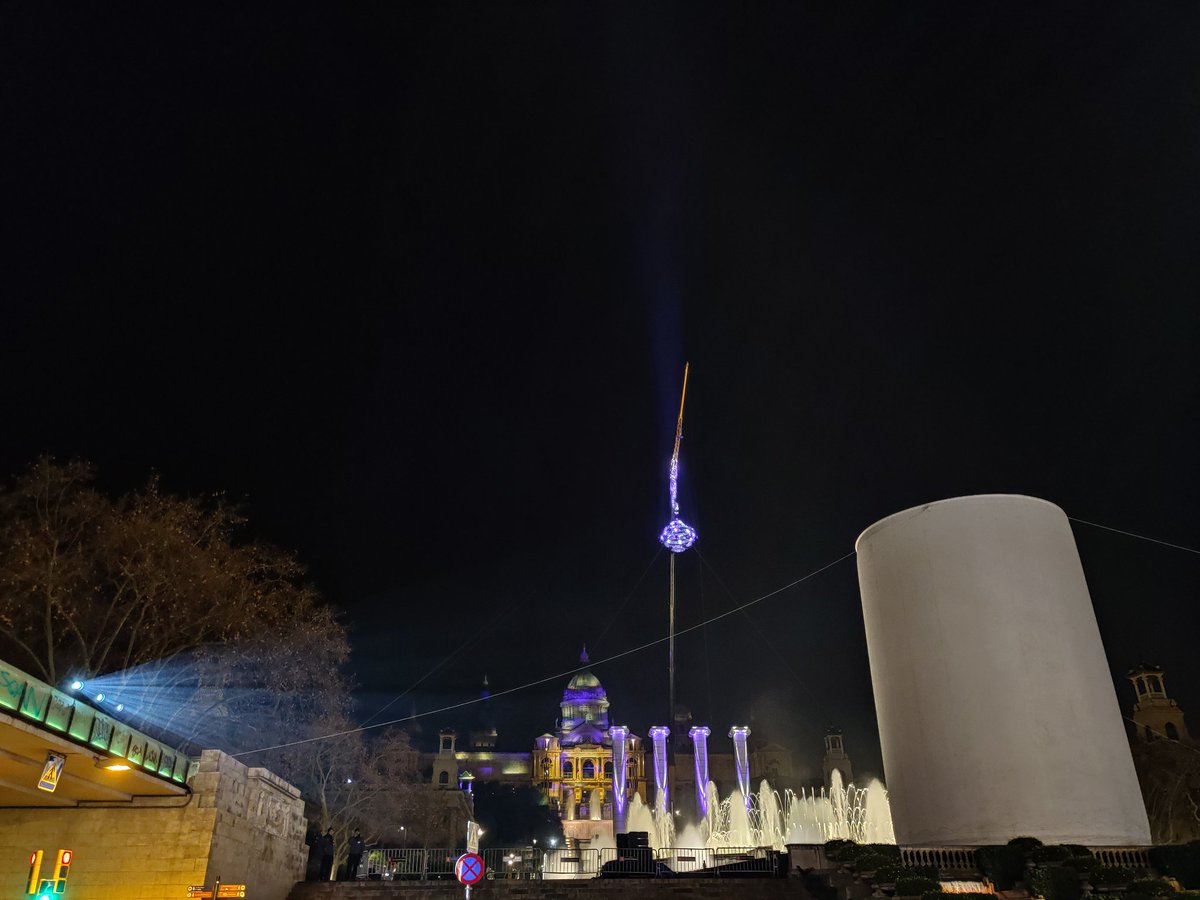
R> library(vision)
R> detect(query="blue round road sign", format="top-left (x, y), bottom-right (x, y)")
top-left (455, 853), bottom-right (485, 885)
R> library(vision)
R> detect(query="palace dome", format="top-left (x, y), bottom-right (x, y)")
top-left (558, 646), bottom-right (610, 742)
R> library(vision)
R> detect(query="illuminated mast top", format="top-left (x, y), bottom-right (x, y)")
top-left (659, 363), bottom-right (698, 553)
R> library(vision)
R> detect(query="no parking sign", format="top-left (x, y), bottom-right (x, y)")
top-left (455, 853), bottom-right (485, 886)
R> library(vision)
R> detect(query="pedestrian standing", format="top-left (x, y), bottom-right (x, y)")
top-left (346, 829), bottom-right (365, 880)
top-left (319, 828), bottom-right (335, 881)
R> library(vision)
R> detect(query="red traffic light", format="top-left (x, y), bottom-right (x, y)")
top-left (60, 851), bottom-right (73, 866)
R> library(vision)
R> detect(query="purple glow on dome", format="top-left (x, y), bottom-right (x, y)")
top-left (659, 517), bottom-right (698, 553)
top-left (562, 686), bottom-right (606, 702)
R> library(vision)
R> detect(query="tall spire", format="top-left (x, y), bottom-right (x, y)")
top-left (580, 644), bottom-right (589, 664)
top-left (659, 363), bottom-right (698, 552)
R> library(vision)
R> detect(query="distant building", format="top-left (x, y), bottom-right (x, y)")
top-left (422, 648), bottom-right (803, 847)
top-left (1128, 664), bottom-right (1191, 743)
top-left (822, 727), bottom-right (854, 787)
top-left (1127, 664), bottom-right (1200, 844)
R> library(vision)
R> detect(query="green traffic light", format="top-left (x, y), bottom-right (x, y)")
top-left (39, 893), bottom-right (52, 900)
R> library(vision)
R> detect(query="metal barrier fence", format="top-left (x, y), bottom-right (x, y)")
top-left (542, 849), bottom-right (600, 879)
top-left (597, 847), bottom-right (775, 877)
top-left (360, 846), bottom-right (774, 880)
top-left (483, 848), bottom-right (541, 879)
top-left (360, 848), bottom-right (465, 880)
top-left (658, 848), bottom-right (776, 877)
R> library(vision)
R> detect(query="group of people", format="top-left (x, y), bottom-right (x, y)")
top-left (307, 827), bottom-right (366, 881)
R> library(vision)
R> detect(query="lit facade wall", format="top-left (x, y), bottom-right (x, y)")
top-left (857, 494), bottom-right (1151, 846)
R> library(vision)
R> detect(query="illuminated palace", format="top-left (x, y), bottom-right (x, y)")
top-left (531, 648), bottom-right (647, 844)
top-left (425, 648), bottom-right (826, 847)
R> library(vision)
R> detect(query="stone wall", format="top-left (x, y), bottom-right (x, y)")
top-left (0, 750), bottom-right (306, 900)
top-left (288, 878), bottom-right (812, 900)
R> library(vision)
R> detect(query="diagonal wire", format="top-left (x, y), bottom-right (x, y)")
top-left (1068, 517), bottom-right (1200, 556)
top-left (232, 547), bottom-right (858, 758)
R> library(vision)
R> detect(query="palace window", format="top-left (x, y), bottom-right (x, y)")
top-left (582, 760), bottom-right (595, 779)
top-left (604, 761), bottom-right (613, 778)
top-left (563, 760), bottom-right (574, 778)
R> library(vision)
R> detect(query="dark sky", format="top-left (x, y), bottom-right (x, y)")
top-left (3, 4), bottom-right (1199, 781)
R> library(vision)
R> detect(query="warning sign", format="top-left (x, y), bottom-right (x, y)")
top-left (38, 753), bottom-right (66, 793)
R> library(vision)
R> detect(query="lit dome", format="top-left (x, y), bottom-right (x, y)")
top-left (559, 646), bottom-right (610, 742)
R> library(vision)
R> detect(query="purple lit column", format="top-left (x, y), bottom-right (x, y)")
top-left (729, 726), bottom-right (751, 809)
top-left (649, 725), bottom-right (670, 816)
top-left (688, 726), bottom-right (711, 817)
top-left (611, 725), bottom-right (629, 835)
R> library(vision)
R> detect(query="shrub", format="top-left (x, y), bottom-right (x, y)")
top-left (1031, 865), bottom-right (1082, 900)
top-left (1091, 866), bottom-right (1138, 886)
top-left (853, 853), bottom-right (897, 873)
top-left (861, 844), bottom-right (903, 862)
top-left (1124, 880), bottom-right (1175, 898)
top-left (978, 845), bottom-right (1027, 890)
top-left (895, 876), bottom-right (942, 896)
top-left (1033, 846), bottom-right (1077, 864)
top-left (877, 865), bottom-right (939, 883)
top-left (1066, 856), bottom-right (1103, 875)
top-left (1151, 843), bottom-right (1200, 889)
top-left (825, 840), bottom-right (857, 862)
top-left (1009, 837), bottom-right (1046, 853)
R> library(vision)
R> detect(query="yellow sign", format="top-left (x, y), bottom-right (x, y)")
top-left (38, 753), bottom-right (66, 793)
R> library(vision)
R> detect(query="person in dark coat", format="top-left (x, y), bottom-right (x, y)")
top-left (346, 829), bottom-right (365, 880)
top-left (319, 828), bottom-right (335, 881)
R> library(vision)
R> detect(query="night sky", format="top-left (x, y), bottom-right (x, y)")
top-left (3, 4), bottom-right (1199, 781)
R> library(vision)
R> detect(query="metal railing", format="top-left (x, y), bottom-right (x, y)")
top-left (359, 848), bottom-right (465, 880)
top-left (359, 846), bottom-right (778, 880)
top-left (542, 849), bottom-right (601, 879)
top-left (659, 847), bottom-right (776, 876)
top-left (597, 847), bottom-right (776, 877)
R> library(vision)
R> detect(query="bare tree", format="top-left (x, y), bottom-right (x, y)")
top-left (0, 457), bottom-right (349, 749)
top-left (0, 457), bottom-right (432, 855)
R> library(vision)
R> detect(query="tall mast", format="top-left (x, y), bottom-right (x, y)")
top-left (659, 363), bottom-right (698, 739)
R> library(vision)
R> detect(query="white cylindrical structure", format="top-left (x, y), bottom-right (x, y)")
top-left (856, 494), bottom-right (1150, 846)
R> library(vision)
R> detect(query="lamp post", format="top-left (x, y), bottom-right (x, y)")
top-left (659, 363), bottom-right (697, 744)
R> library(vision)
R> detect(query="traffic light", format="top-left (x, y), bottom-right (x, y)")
top-left (27, 850), bottom-right (44, 894)
top-left (52, 850), bottom-right (72, 892)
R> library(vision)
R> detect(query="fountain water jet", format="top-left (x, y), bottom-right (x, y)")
top-left (688, 725), bottom-right (711, 817)
top-left (729, 725), bottom-right (752, 809)
top-left (649, 725), bottom-right (670, 817)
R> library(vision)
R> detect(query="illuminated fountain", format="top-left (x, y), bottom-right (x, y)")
top-left (729, 725), bottom-right (752, 809)
top-left (611, 724), bottom-right (630, 835)
top-left (611, 725), bottom-right (895, 852)
top-left (688, 725), bottom-right (711, 818)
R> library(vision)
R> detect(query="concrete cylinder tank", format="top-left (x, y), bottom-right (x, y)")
top-left (856, 494), bottom-right (1150, 846)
